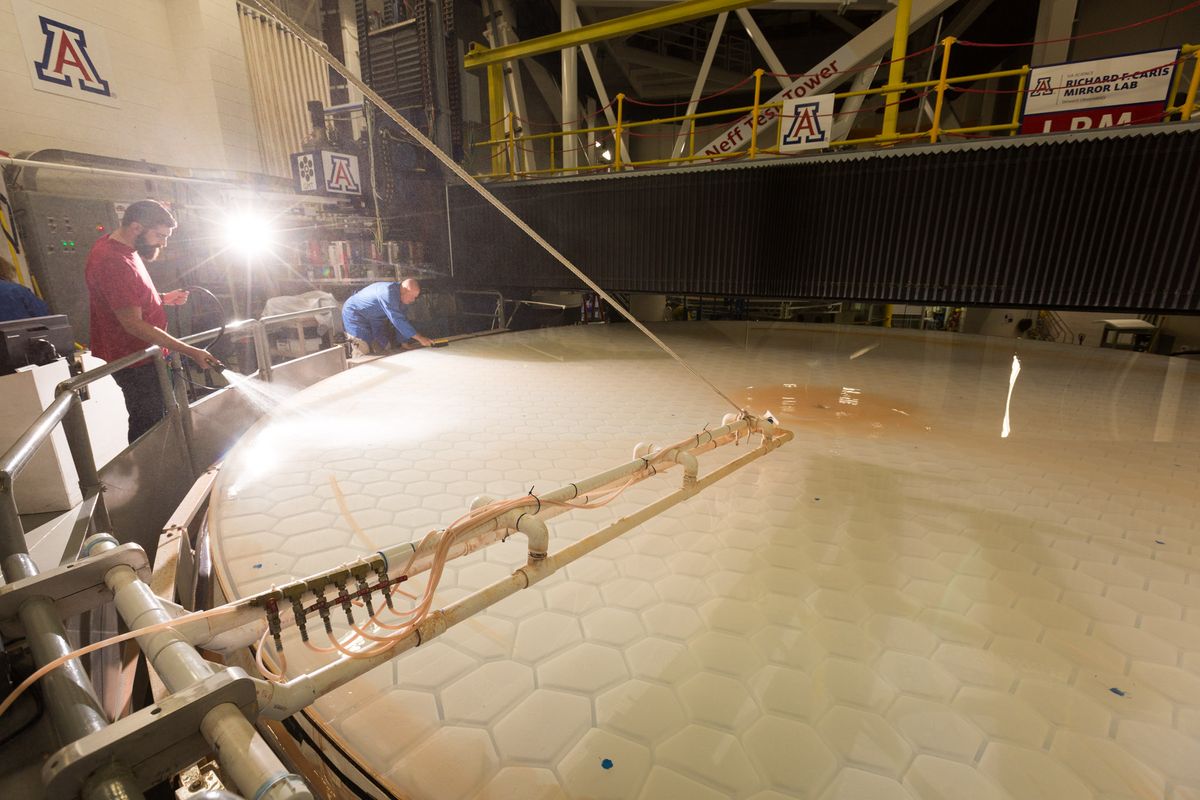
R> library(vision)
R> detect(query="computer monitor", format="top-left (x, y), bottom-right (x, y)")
top-left (0, 315), bottom-right (75, 375)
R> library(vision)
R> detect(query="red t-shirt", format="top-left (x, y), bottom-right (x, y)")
top-left (85, 235), bottom-right (167, 362)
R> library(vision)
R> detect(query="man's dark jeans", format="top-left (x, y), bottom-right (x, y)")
top-left (110, 360), bottom-right (167, 444)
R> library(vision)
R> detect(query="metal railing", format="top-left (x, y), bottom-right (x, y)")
top-left (0, 306), bottom-right (338, 799)
top-left (0, 305), bottom-right (336, 577)
top-left (474, 40), bottom-right (1200, 180)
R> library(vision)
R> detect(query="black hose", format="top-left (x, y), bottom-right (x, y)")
top-left (166, 285), bottom-right (229, 393)
top-left (184, 285), bottom-right (227, 353)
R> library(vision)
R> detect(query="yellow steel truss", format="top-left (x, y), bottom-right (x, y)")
top-left (472, 40), bottom-right (1200, 180)
top-left (464, 0), bottom-right (764, 70)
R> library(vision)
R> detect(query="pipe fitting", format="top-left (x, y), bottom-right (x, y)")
top-left (470, 494), bottom-right (497, 510)
top-left (670, 451), bottom-right (699, 488)
top-left (253, 772), bottom-right (311, 800)
top-left (753, 414), bottom-right (780, 440)
top-left (632, 442), bottom-right (654, 460)
top-left (80, 532), bottom-right (119, 557)
top-left (515, 514), bottom-right (549, 561)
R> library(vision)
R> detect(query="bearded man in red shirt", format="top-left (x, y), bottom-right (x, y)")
top-left (86, 200), bottom-right (222, 443)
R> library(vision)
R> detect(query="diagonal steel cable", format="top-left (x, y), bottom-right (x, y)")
top-left (248, 0), bottom-right (744, 414)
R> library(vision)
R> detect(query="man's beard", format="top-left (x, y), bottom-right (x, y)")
top-left (134, 233), bottom-right (161, 263)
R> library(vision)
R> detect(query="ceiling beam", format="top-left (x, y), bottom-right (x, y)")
top-left (465, 0), bottom-right (767, 68)
top-left (817, 9), bottom-right (863, 36)
top-left (609, 41), bottom-right (745, 83)
top-left (572, 0), bottom-right (893, 9)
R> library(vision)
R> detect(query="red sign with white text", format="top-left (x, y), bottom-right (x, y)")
top-left (1020, 101), bottom-right (1167, 134)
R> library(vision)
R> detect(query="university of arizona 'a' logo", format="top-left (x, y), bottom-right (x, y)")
top-left (1030, 76), bottom-right (1054, 97)
top-left (33, 15), bottom-right (110, 95)
top-left (325, 155), bottom-right (361, 194)
top-left (782, 102), bottom-right (826, 146)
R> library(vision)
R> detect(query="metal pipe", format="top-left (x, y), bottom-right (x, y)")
top-left (1164, 44), bottom-right (1195, 118)
top-left (749, 68), bottom-right (763, 157)
top-left (0, 155), bottom-right (240, 187)
top-left (464, 0), bottom-right (762, 69)
top-left (59, 393), bottom-right (112, 534)
top-left (249, 321), bottom-right (273, 383)
top-left (181, 418), bottom-right (770, 652)
top-left (261, 429), bottom-right (791, 717)
top-left (171, 354), bottom-right (202, 477)
top-left (82, 762), bottom-right (147, 800)
top-left (929, 36), bottom-right (955, 142)
top-left (562, 0), bottom-right (579, 171)
top-left (507, 113), bottom-right (517, 178)
top-left (614, 94), bottom-right (625, 169)
top-left (0, 493), bottom-right (26, 567)
top-left (5, 546), bottom-right (144, 798)
top-left (59, 346), bottom-right (164, 392)
top-left (881, 0), bottom-right (913, 139)
top-left (487, 63), bottom-right (506, 174)
top-left (88, 536), bottom-right (311, 799)
top-left (1183, 50), bottom-right (1200, 121)
top-left (16, 589), bottom-right (113, 741)
top-left (1009, 67), bottom-right (1029, 136)
top-left (0, 391), bottom-right (75, 478)
top-left (258, 305), bottom-right (338, 327)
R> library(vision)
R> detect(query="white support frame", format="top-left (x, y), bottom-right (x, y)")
top-left (672, 12), bottom-right (730, 161)
top-left (566, 5), bottom-right (624, 165)
top-left (562, 0), bottom-right (580, 169)
top-left (698, 0), bottom-right (961, 156)
top-left (573, 0), bottom-right (894, 8)
top-left (832, 59), bottom-right (881, 139)
top-left (1032, 0), bottom-right (1079, 66)
top-left (736, 8), bottom-right (790, 90)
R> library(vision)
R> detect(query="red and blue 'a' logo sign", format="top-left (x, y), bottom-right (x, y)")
top-left (33, 16), bottom-right (110, 96)
top-left (326, 155), bottom-right (361, 194)
top-left (782, 102), bottom-right (826, 146)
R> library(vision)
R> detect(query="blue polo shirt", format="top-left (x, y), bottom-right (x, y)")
top-left (0, 281), bottom-right (50, 322)
top-left (341, 282), bottom-right (416, 346)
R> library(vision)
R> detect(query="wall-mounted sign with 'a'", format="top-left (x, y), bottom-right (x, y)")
top-left (11, 0), bottom-right (119, 108)
top-left (291, 150), bottom-right (363, 197)
top-left (779, 94), bottom-right (836, 153)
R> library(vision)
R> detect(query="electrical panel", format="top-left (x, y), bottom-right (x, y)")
top-left (13, 192), bottom-right (119, 342)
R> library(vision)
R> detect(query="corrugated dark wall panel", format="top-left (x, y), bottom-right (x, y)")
top-left (447, 128), bottom-right (1200, 311)
top-left (368, 26), bottom-right (423, 113)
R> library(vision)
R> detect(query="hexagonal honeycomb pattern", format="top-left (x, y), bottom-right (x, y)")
top-left (209, 322), bottom-right (1200, 799)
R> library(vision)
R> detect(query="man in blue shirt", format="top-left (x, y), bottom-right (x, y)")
top-left (0, 255), bottom-right (50, 322)
top-left (341, 278), bottom-right (433, 357)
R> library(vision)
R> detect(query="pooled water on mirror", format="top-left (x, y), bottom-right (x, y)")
top-left (209, 322), bottom-right (1200, 800)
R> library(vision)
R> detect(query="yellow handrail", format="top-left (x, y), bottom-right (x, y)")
top-left (472, 42), bottom-right (1195, 180)
top-left (614, 94), bottom-right (625, 170)
top-left (1165, 44), bottom-right (1199, 118)
top-left (1183, 47), bottom-right (1200, 121)
top-left (749, 68), bottom-right (763, 158)
top-left (506, 112), bottom-right (516, 179)
top-left (929, 37), bottom-right (956, 143)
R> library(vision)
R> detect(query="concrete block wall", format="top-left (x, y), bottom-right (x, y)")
top-left (0, 0), bottom-right (261, 174)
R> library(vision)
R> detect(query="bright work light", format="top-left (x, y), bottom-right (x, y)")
top-left (222, 211), bottom-right (277, 257)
